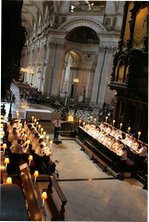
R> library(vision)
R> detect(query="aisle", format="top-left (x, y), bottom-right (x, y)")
top-left (38, 139), bottom-right (147, 221)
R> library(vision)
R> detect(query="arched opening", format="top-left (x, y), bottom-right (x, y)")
top-left (60, 51), bottom-right (81, 99)
top-left (65, 26), bottom-right (99, 44)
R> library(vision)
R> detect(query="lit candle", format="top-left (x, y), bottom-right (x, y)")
top-left (26, 140), bottom-right (30, 144)
top-left (90, 116), bottom-right (93, 121)
top-left (28, 155), bottom-right (33, 166)
top-left (105, 116), bottom-right (108, 122)
top-left (32, 116), bottom-right (34, 122)
top-left (0, 131), bottom-right (5, 136)
top-left (46, 136), bottom-right (50, 141)
top-left (6, 177), bottom-right (12, 185)
top-left (128, 127), bottom-right (131, 133)
top-left (18, 119), bottom-right (21, 123)
top-left (0, 119), bottom-right (4, 123)
top-left (33, 170), bottom-right (39, 183)
top-left (49, 140), bottom-right (53, 150)
top-left (120, 123), bottom-right (123, 129)
top-left (41, 191), bottom-right (48, 206)
top-left (43, 131), bottom-right (46, 136)
top-left (40, 128), bottom-right (44, 134)
top-left (112, 120), bottom-right (115, 126)
top-left (138, 131), bottom-right (141, 139)
top-left (16, 111), bottom-right (19, 118)
top-left (4, 157), bottom-right (10, 171)
top-left (38, 125), bottom-right (41, 130)
top-left (1, 115), bottom-right (3, 119)
top-left (0, 124), bottom-right (4, 128)
top-left (3, 143), bottom-right (7, 155)
top-left (79, 119), bottom-right (82, 125)
top-left (83, 122), bottom-right (85, 127)
top-left (94, 118), bottom-right (96, 123)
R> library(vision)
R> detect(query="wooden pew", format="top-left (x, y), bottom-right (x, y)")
top-left (43, 174), bottom-right (67, 221)
top-left (19, 163), bottom-right (43, 221)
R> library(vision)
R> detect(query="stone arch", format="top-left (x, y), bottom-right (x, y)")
top-left (58, 17), bottom-right (107, 37)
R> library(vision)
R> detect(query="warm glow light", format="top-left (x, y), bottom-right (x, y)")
top-left (46, 136), bottom-right (50, 140)
top-left (4, 158), bottom-right (10, 164)
top-left (49, 140), bottom-right (53, 145)
top-left (138, 131), bottom-right (141, 136)
top-left (3, 144), bottom-right (7, 149)
top-left (1, 115), bottom-right (4, 119)
top-left (6, 177), bottom-right (12, 185)
top-left (73, 78), bottom-right (79, 83)
top-left (1, 131), bottom-right (5, 136)
top-left (90, 116), bottom-right (93, 120)
top-left (0, 119), bottom-right (4, 123)
top-left (83, 122), bottom-right (85, 126)
top-left (28, 155), bottom-right (33, 161)
top-left (41, 191), bottom-right (48, 199)
top-left (43, 131), bottom-right (46, 135)
top-left (38, 125), bottom-right (41, 129)
top-left (34, 119), bottom-right (37, 122)
top-left (27, 140), bottom-right (30, 144)
top-left (32, 116), bottom-right (35, 120)
top-left (41, 128), bottom-right (43, 132)
top-left (0, 124), bottom-right (4, 128)
top-left (34, 171), bottom-right (39, 177)
top-left (79, 119), bottom-right (82, 123)
top-left (67, 115), bottom-right (74, 122)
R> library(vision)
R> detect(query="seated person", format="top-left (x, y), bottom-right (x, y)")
top-left (105, 126), bottom-right (112, 135)
top-left (10, 139), bottom-right (23, 154)
top-left (110, 127), bottom-right (116, 137)
top-left (121, 134), bottom-right (130, 145)
top-left (126, 136), bottom-right (134, 148)
top-left (131, 138), bottom-right (139, 151)
top-left (105, 136), bottom-right (115, 148)
top-left (136, 144), bottom-right (148, 157)
top-left (115, 130), bottom-right (122, 140)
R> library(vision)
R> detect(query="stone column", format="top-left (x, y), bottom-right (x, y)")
top-left (44, 41), bottom-right (66, 96)
top-left (97, 47), bottom-right (114, 106)
top-left (91, 47), bottom-right (106, 105)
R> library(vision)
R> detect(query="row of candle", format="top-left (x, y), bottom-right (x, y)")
top-left (80, 115), bottom-right (142, 139)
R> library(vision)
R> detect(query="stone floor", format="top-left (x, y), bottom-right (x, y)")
top-left (3, 102), bottom-right (148, 221)
top-left (38, 139), bottom-right (147, 221)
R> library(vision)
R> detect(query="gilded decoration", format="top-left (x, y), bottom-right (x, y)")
top-left (132, 7), bottom-right (148, 49)
top-left (122, 1), bottom-right (134, 51)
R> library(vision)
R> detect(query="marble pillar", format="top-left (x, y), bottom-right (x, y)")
top-left (97, 48), bottom-right (114, 106)
top-left (91, 48), bottom-right (106, 105)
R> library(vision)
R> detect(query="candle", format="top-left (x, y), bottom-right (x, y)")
top-left (120, 123), bottom-right (123, 129)
top-left (128, 127), bottom-right (131, 133)
top-left (28, 155), bottom-right (33, 166)
top-left (105, 116), bottom-right (108, 122)
top-left (0, 131), bottom-right (5, 136)
top-left (16, 111), bottom-right (19, 118)
top-left (41, 191), bottom-right (47, 206)
top-left (6, 177), bottom-right (12, 185)
top-left (49, 140), bottom-right (53, 150)
top-left (1, 115), bottom-right (3, 119)
top-left (90, 116), bottom-right (93, 121)
top-left (138, 131), bottom-right (141, 139)
top-left (0, 124), bottom-right (4, 128)
top-left (79, 119), bottom-right (82, 125)
top-left (40, 128), bottom-right (43, 134)
top-left (94, 118), bottom-right (96, 123)
top-left (33, 170), bottom-right (39, 183)
top-left (18, 119), bottom-right (21, 123)
top-left (3, 143), bottom-right (7, 155)
top-left (46, 136), bottom-right (50, 141)
top-left (26, 140), bottom-right (30, 144)
top-left (43, 131), bottom-right (46, 136)
top-left (83, 122), bottom-right (85, 127)
top-left (112, 120), bottom-right (115, 126)
top-left (4, 157), bottom-right (10, 171)
top-left (32, 116), bottom-right (34, 122)
top-left (0, 119), bottom-right (4, 123)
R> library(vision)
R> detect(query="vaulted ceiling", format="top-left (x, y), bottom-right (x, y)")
top-left (21, 1), bottom-right (53, 34)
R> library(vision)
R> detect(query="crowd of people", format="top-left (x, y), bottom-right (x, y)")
top-left (6, 118), bottom-right (53, 175)
top-left (83, 121), bottom-right (148, 173)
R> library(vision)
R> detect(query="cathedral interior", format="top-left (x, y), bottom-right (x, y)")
top-left (1, 1), bottom-right (148, 221)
